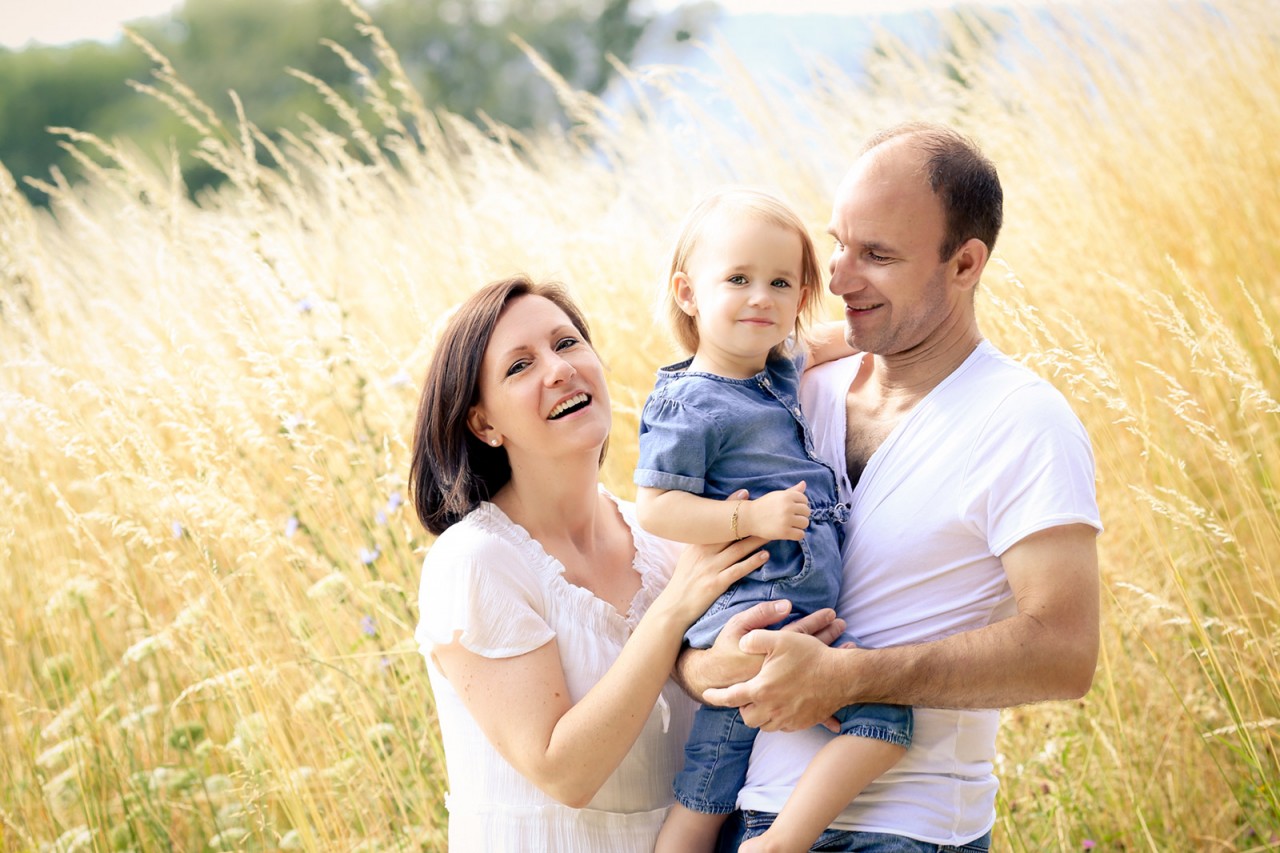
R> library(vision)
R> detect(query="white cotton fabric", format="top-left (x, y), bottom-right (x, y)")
top-left (740, 340), bottom-right (1102, 844)
top-left (415, 489), bottom-right (695, 853)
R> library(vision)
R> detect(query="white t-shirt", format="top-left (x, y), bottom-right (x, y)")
top-left (415, 489), bottom-right (695, 853)
top-left (740, 341), bottom-right (1102, 844)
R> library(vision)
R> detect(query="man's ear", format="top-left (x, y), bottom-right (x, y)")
top-left (673, 271), bottom-right (698, 317)
top-left (951, 237), bottom-right (990, 294)
top-left (467, 405), bottom-right (500, 447)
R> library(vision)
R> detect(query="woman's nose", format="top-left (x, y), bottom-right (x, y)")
top-left (545, 353), bottom-right (575, 384)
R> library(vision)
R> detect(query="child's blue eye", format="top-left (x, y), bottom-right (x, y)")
top-left (771, 279), bottom-right (792, 288)
top-left (728, 274), bottom-right (748, 285)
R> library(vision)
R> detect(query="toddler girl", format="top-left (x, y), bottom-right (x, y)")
top-left (635, 188), bottom-right (912, 853)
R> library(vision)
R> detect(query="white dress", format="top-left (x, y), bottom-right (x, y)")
top-left (414, 489), bottom-right (696, 853)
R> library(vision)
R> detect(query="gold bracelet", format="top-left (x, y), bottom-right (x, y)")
top-left (730, 500), bottom-right (743, 540)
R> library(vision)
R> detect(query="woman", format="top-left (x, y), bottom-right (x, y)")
top-left (409, 276), bottom-right (770, 852)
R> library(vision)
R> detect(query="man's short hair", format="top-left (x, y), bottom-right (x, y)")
top-left (864, 122), bottom-right (1003, 261)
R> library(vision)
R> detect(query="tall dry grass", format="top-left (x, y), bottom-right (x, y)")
top-left (1, 0), bottom-right (1277, 849)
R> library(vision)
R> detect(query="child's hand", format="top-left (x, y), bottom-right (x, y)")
top-left (741, 482), bottom-right (809, 541)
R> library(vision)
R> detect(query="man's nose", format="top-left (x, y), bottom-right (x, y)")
top-left (828, 253), bottom-right (860, 295)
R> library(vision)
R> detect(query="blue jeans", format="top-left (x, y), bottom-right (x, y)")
top-left (674, 701), bottom-right (912, 814)
top-left (718, 810), bottom-right (992, 852)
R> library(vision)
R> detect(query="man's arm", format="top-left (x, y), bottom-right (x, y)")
top-left (672, 600), bottom-right (847, 699)
top-left (803, 321), bottom-right (857, 368)
top-left (702, 523), bottom-right (1100, 730)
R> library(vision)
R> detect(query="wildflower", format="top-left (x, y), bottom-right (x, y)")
top-left (204, 774), bottom-right (233, 798)
top-left (359, 546), bottom-right (380, 565)
top-left (44, 576), bottom-right (99, 617)
top-left (320, 756), bottom-right (360, 782)
top-left (376, 510), bottom-right (387, 525)
top-left (208, 827), bottom-right (250, 850)
top-left (285, 516), bottom-right (299, 537)
top-left (171, 520), bottom-right (184, 539)
top-left (1082, 842), bottom-right (1096, 850)
top-left (366, 722), bottom-right (397, 756)
top-left (150, 766), bottom-right (197, 792)
top-left (386, 492), bottom-right (404, 511)
top-left (168, 721), bottom-right (206, 751)
top-left (283, 412), bottom-right (304, 431)
top-left (109, 823), bottom-right (136, 850)
top-left (360, 615), bottom-right (377, 637)
top-left (40, 653), bottom-right (74, 688)
top-left (119, 704), bottom-right (163, 731)
top-left (306, 572), bottom-right (352, 602)
top-left (294, 681), bottom-right (338, 713)
top-left (123, 633), bottom-right (174, 664)
top-left (36, 737), bottom-right (85, 770)
top-left (386, 369), bottom-right (413, 388)
top-left (50, 826), bottom-right (92, 852)
top-left (295, 296), bottom-right (316, 314)
top-left (288, 766), bottom-right (317, 787)
top-left (232, 713), bottom-right (268, 745)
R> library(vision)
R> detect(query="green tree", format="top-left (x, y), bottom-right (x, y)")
top-left (0, 0), bottom-right (663, 204)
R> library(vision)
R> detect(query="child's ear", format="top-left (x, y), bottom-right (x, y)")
top-left (672, 271), bottom-right (698, 317)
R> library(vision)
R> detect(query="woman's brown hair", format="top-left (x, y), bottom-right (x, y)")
top-left (409, 276), bottom-right (596, 535)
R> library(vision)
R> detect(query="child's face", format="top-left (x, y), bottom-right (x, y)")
top-left (675, 211), bottom-right (806, 377)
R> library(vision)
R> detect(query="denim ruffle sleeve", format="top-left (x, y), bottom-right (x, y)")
top-left (634, 394), bottom-right (721, 495)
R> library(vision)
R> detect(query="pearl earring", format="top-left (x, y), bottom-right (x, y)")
top-left (490, 439), bottom-right (499, 447)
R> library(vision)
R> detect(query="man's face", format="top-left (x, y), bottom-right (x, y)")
top-left (826, 140), bottom-right (959, 357)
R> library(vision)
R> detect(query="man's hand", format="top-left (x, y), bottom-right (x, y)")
top-left (673, 600), bottom-right (845, 701)
top-left (703, 630), bottom-right (852, 732)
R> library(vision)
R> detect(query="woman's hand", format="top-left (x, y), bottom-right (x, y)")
top-left (657, 535), bottom-right (770, 628)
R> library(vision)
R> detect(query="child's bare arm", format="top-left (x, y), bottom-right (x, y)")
top-left (803, 321), bottom-right (857, 368)
top-left (637, 483), bottom-right (810, 545)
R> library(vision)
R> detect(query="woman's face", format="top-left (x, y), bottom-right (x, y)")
top-left (469, 294), bottom-right (611, 463)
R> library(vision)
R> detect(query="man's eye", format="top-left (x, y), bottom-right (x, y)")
top-left (868, 251), bottom-right (890, 263)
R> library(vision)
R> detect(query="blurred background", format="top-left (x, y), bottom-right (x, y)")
top-left (2, 1), bottom-right (1278, 851)
top-left (3, 0), bottom-right (1094, 206)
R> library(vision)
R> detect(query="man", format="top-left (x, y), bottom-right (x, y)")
top-left (678, 123), bottom-right (1102, 851)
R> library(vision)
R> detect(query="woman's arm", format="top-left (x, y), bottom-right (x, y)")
top-left (432, 536), bottom-right (769, 807)
top-left (636, 484), bottom-right (811, 545)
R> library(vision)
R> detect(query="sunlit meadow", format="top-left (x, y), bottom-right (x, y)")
top-left (1, 0), bottom-right (1277, 849)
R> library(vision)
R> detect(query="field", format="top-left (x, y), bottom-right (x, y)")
top-left (1, 0), bottom-right (1278, 849)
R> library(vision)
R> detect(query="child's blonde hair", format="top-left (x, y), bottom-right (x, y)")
top-left (665, 187), bottom-right (824, 356)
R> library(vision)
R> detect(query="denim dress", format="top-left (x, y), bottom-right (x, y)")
top-left (635, 353), bottom-right (912, 815)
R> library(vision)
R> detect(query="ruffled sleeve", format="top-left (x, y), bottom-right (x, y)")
top-left (415, 517), bottom-right (556, 659)
top-left (634, 393), bottom-right (722, 494)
